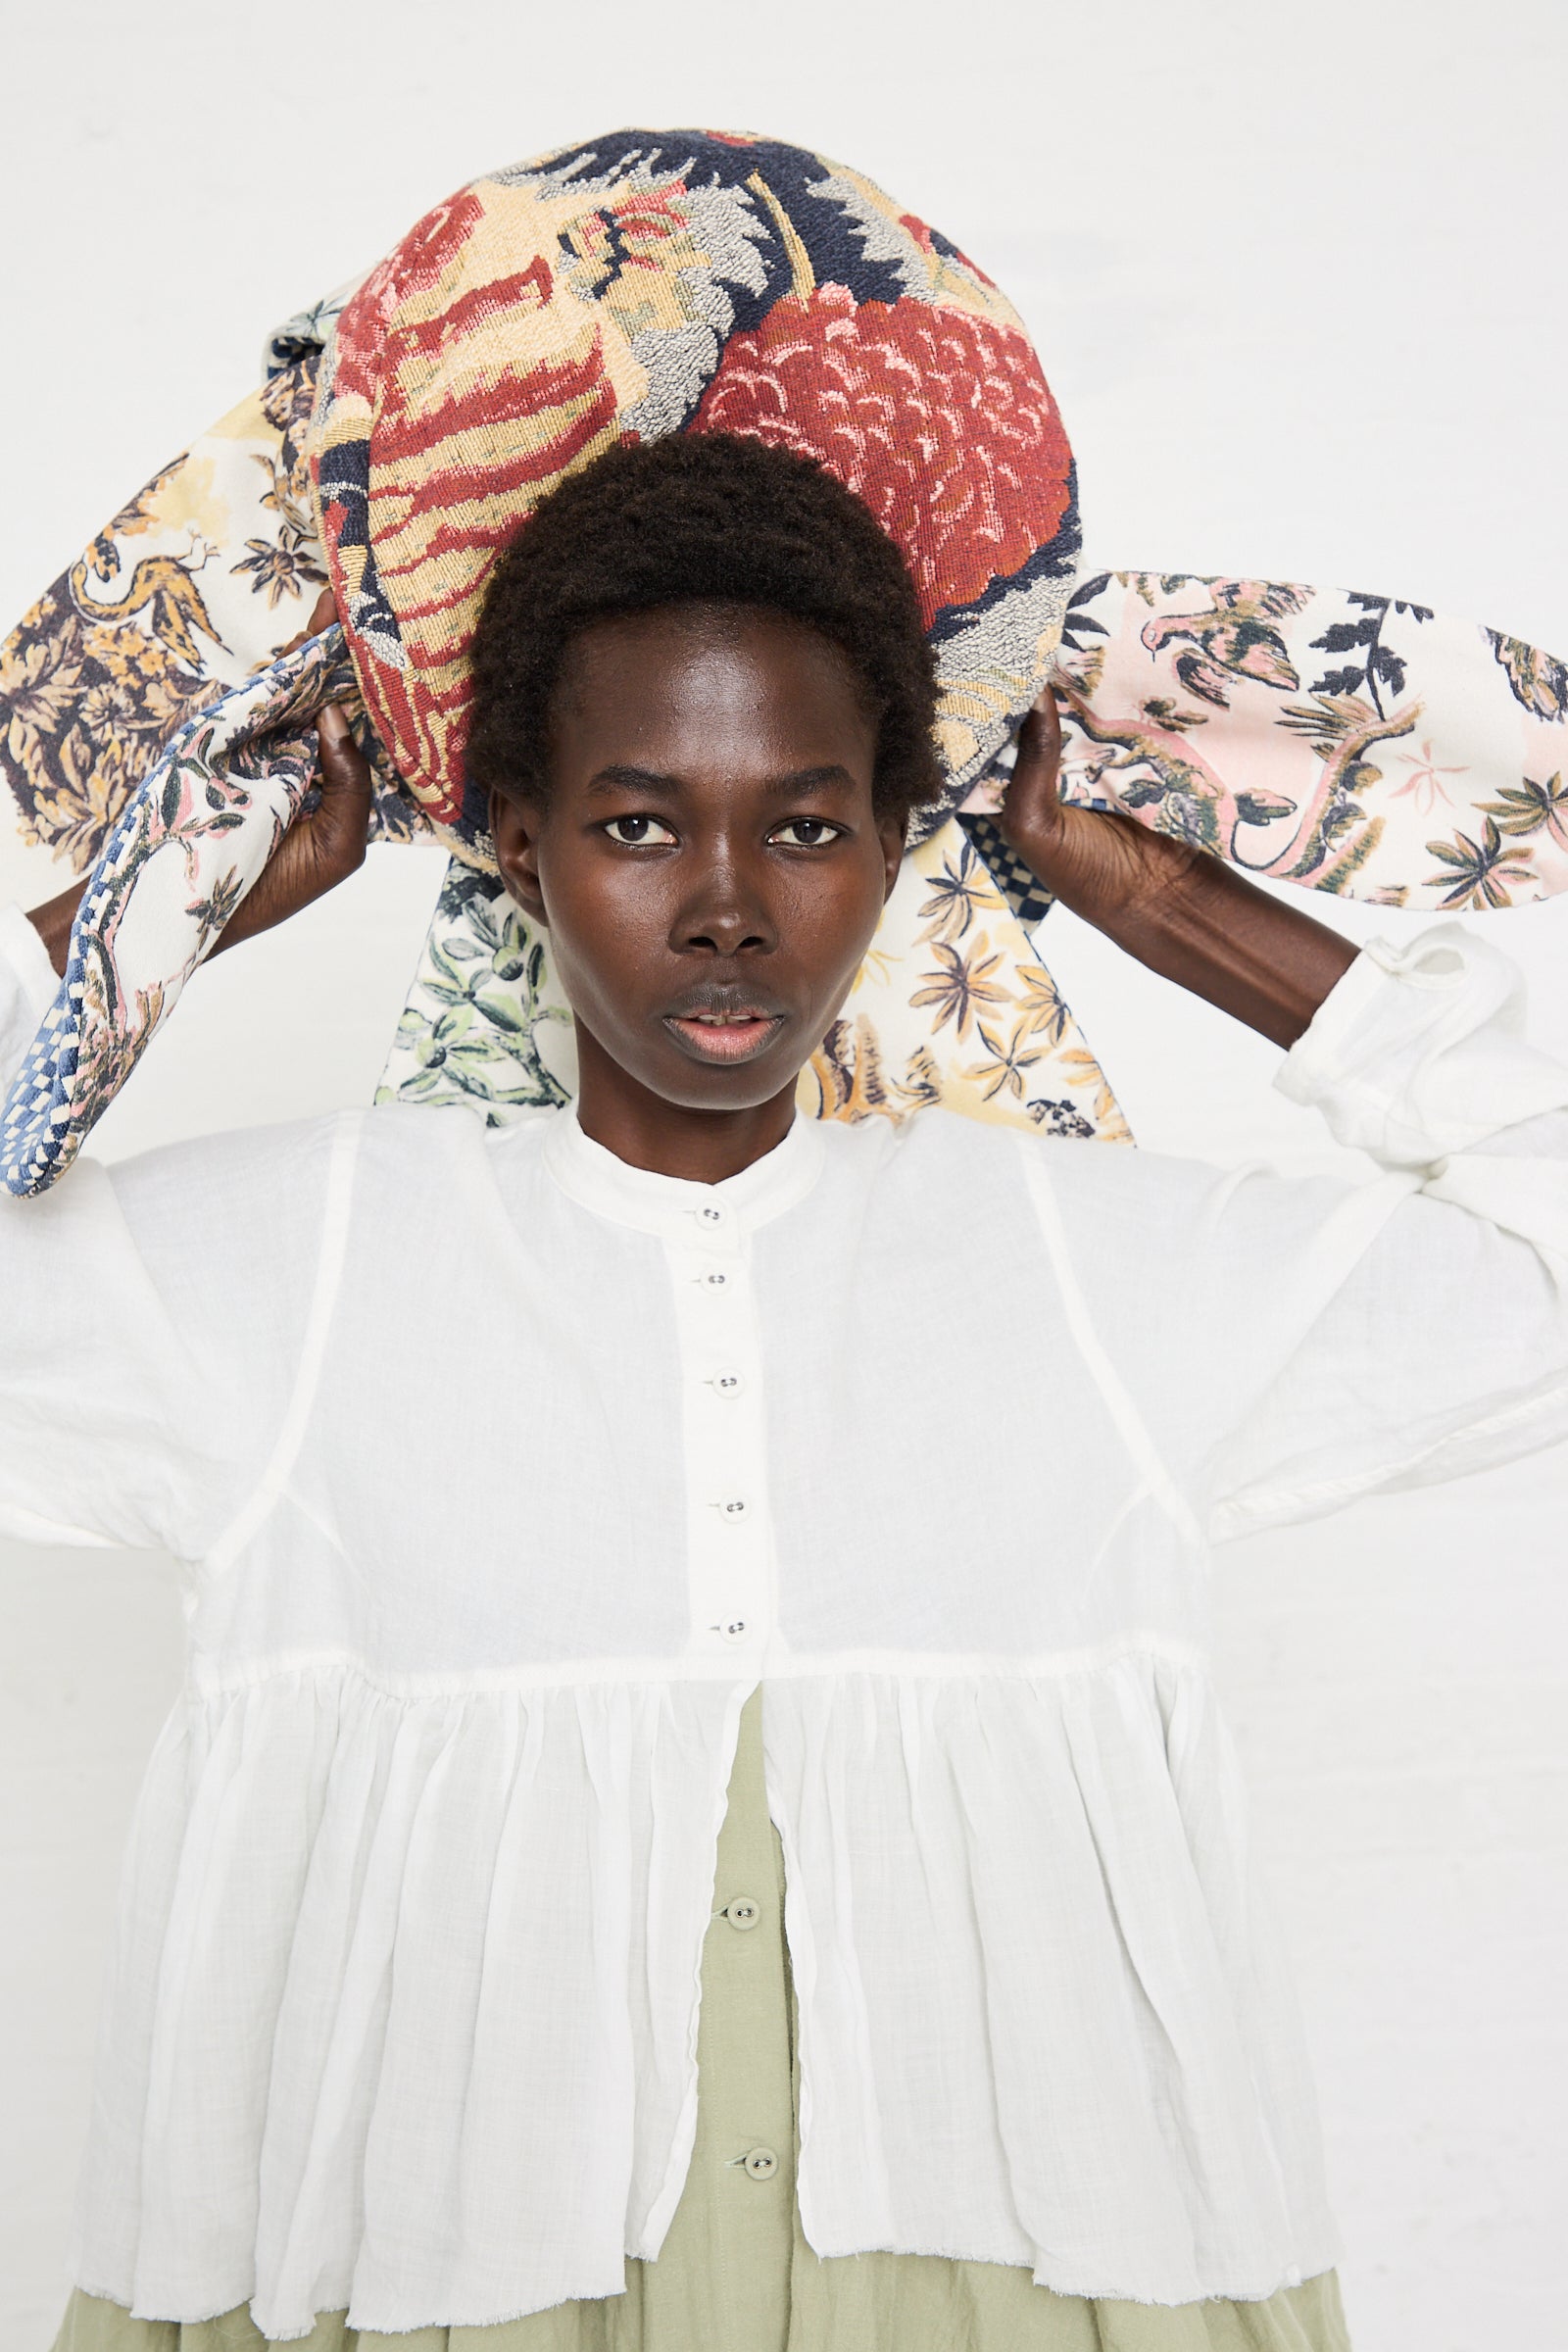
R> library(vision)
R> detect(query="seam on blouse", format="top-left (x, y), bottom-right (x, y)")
top-left (1201, 1161), bottom-right (1420, 1360)
top-left (0, 1503), bottom-right (120, 1550)
top-left (203, 1111), bottom-right (364, 1576)
top-left (184, 1631), bottom-right (1213, 1700)
top-left (1211, 1365), bottom-right (1568, 1541)
top-left (1203, 1163), bottom-right (1470, 1539)
top-left (1018, 1140), bottom-right (1205, 1556)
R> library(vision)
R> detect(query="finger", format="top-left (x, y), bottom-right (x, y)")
top-left (313, 704), bottom-right (375, 872)
top-left (204, 695), bottom-right (368, 960)
top-left (999, 683), bottom-right (1064, 841)
top-left (304, 583), bottom-right (338, 636)
top-left (273, 586), bottom-right (338, 663)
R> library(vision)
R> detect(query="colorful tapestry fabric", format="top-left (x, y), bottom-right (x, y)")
top-left (0, 352), bottom-right (416, 866)
top-left (1048, 572), bottom-right (1568, 907)
top-left (0, 636), bottom-right (366, 1194)
top-left (1, 128), bottom-right (1565, 1195)
top-left (309, 132), bottom-right (1078, 858)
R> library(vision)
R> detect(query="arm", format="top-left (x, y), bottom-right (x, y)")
top-left (0, 906), bottom-right (361, 1556)
top-left (998, 688), bottom-right (1357, 1048)
top-left (999, 687), bottom-right (1567, 1524)
top-left (1019, 916), bottom-right (1568, 1539)
top-left (0, 596), bottom-right (374, 1549)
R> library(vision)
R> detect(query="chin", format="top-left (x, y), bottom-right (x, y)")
top-left (628, 1026), bottom-right (807, 1106)
top-left (648, 1059), bottom-right (805, 1113)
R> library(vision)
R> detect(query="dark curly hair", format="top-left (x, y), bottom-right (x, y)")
top-left (465, 433), bottom-right (944, 825)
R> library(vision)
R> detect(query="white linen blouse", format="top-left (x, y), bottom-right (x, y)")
top-left (1, 901), bottom-right (1565, 2342)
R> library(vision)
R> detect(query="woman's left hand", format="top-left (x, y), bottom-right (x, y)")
top-left (997, 680), bottom-right (1357, 1049)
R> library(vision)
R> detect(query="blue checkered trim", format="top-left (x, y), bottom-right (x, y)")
top-left (0, 743), bottom-right (180, 1197)
top-left (957, 812), bottom-right (1057, 927)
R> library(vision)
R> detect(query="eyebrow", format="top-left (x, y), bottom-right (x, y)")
top-left (584, 763), bottom-right (861, 799)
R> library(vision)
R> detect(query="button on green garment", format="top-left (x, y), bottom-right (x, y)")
top-left (51, 1690), bottom-right (1350, 2352)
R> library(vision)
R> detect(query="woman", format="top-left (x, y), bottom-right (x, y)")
top-left (10, 424), bottom-right (1565, 2352)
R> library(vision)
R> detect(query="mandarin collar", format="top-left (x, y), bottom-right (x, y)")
top-left (540, 1105), bottom-right (826, 1239)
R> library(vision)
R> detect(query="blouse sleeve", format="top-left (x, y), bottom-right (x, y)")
top-left (1021, 921), bottom-right (1568, 1544)
top-left (0, 902), bottom-right (355, 1557)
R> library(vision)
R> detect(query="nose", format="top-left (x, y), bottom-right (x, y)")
top-left (672, 847), bottom-right (775, 957)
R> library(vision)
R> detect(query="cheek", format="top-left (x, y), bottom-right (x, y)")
top-left (526, 869), bottom-right (621, 1004)
top-left (541, 856), bottom-right (672, 956)
top-left (785, 858), bottom-right (890, 977)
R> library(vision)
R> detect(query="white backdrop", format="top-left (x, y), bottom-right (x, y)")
top-left (2, 3), bottom-right (1565, 2346)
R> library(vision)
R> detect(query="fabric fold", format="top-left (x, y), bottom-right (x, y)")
top-left (71, 1656), bottom-right (1340, 2332)
top-left (69, 1670), bottom-right (744, 2341)
top-left (761, 1664), bottom-right (1337, 2307)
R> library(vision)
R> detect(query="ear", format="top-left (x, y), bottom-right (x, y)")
top-left (490, 784), bottom-right (549, 928)
top-left (876, 809), bottom-right (907, 903)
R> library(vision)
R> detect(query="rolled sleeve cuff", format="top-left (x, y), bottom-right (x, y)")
top-left (1274, 920), bottom-right (1568, 1170)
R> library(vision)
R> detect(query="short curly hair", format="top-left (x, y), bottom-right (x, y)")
top-left (465, 432), bottom-right (945, 825)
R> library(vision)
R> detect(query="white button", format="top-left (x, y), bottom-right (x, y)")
top-left (743, 2146), bottom-right (779, 2180)
top-left (697, 1203), bottom-right (725, 1226)
top-left (723, 1895), bottom-right (761, 1931)
top-left (716, 1618), bottom-right (749, 1641)
top-left (711, 1370), bottom-right (745, 1397)
top-left (703, 1271), bottom-right (729, 1288)
top-left (717, 1495), bottom-right (750, 1521)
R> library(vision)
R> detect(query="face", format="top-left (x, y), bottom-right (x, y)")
top-left (489, 604), bottom-right (906, 1127)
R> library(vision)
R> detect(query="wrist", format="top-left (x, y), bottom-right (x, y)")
top-left (26, 881), bottom-right (85, 980)
top-left (1004, 802), bottom-right (1202, 940)
top-left (1117, 854), bottom-right (1358, 1049)
top-left (1086, 851), bottom-right (1210, 964)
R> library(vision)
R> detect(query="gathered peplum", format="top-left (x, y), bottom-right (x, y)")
top-left (69, 1649), bottom-right (1335, 2336)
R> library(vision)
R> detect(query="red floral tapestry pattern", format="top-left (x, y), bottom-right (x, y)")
top-left (694, 287), bottom-right (1071, 627)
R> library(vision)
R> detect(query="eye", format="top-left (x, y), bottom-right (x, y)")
top-left (769, 816), bottom-right (844, 848)
top-left (602, 814), bottom-right (677, 847)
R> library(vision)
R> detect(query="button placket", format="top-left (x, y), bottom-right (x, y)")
top-left (665, 1204), bottom-right (773, 1658)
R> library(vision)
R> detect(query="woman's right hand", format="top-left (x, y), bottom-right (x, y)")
top-left (998, 684), bottom-right (1203, 928)
top-left (25, 587), bottom-right (374, 978)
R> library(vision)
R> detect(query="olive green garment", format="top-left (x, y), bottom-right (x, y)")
top-left (52, 1689), bottom-right (1350, 2352)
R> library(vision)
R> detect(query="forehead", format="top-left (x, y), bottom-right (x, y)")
top-left (551, 605), bottom-right (875, 770)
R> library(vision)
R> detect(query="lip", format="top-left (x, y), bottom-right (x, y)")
top-left (662, 1008), bottom-right (790, 1065)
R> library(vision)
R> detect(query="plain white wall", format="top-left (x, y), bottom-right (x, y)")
top-left (2, 3), bottom-right (1565, 2345)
